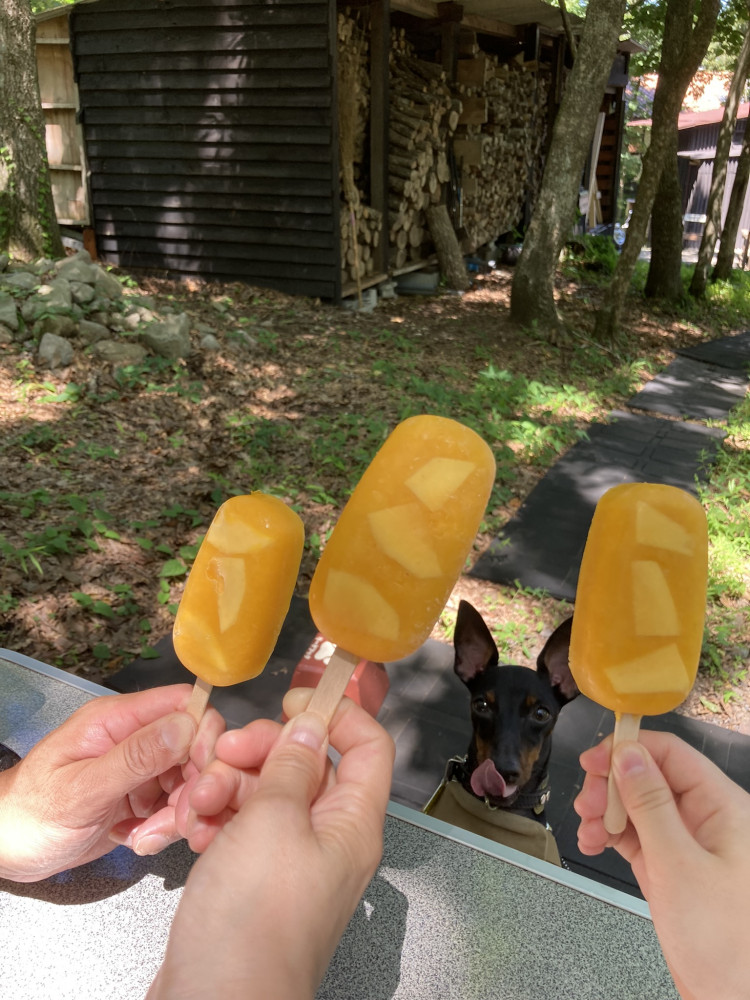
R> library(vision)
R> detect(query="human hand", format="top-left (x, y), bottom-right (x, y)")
top-left (575, 731), bottom-right (750, 1000)
top-left (148, 690), bottom-right (395, 1000)
top-left (0, 685), bottom-right (224, 882)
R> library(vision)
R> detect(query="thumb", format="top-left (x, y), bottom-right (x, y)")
top-left (256, 711), bottom-right (329, 810)
top-left (90, 713), bottom-right (196, 801)
top-left (611, 741), bottom-right (693, 857)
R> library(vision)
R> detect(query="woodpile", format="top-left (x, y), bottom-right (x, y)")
top-left (452, 52), bottom-right (549, 251)
top-left (338, 11), bottom-right (382, 286)
top-left (387, 30), bottom-right (461, 270)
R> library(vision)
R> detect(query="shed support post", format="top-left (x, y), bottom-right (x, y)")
top-left (370, 0), bottom-right (390, 276)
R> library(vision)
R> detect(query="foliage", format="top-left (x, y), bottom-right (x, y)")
top-left (562, 234), bottom-right (620, 276)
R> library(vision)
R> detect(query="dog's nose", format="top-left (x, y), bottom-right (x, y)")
top-left (500, 767), bottom-right (521, 785)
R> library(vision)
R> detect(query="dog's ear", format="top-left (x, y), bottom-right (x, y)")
top-left (453, 600), bottom-right (498, 684)
top-left (536, 616), bottom-right (578, 704)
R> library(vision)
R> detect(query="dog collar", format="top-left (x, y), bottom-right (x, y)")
top-left (443, 756), bottom-right (551, 814)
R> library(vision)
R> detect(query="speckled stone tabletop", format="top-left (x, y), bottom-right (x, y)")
top-left (0, 650), bottom-right (678, 1000)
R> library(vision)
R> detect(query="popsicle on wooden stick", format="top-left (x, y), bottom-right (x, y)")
top-left (173, 493), bottom-right (304, 722)
top-left (307, 414), bottom-right (495, 725)
top-left (569, 483), bottom-right (708, 834)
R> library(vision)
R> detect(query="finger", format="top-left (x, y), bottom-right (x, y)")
top-left (282, 686), bottom-right (314, 718)
top-left (578, 735), bottom-right (613, 778)
top-left (610, 741), bottom-right (698, 861)
top-left (326, 699), bottom-right (395, 816)
top-left (82, 712), bottom-right (196, 805)
top-left (190, 706), bottom-right (226, 770)
top-left (189, 760), bottom-right (260, 817)
top-left (111, 808), bottom-right (182, 856)
top-left (185, 808), bottom-right (235, 854)
top-left (129, 774), bottom-right (172, 818)
top-left (573, 771), bottom-right (609, 821)
top-left (254, 711), bottom-right (329, 810)
top-left (81, 686), bottom-right (196, 752)
top-left (214, 719), bottom-right (282, 770)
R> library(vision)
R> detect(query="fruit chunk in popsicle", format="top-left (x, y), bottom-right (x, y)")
top-left (307, 415), bottom-right (495, 722)
top-left (569, 482), bottom-right (708, 831)
top-left (173, 493), bottom-right (304, 718)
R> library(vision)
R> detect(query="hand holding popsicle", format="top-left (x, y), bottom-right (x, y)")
top-left (173, 493), bottom-right (304, 721)
top-left (307, 415), bottom-right (496, 725)
top-left (569, 483), bottom-right (708, 834)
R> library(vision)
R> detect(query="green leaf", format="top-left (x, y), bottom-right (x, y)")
top-left (699, 696), bottom-right (721, 714)
top-left (92, 643), bottom-right (111, 660)
top-left (139, 644), bottom-right (161, 660)
top-left (159, 559), bottom-right (186, 578)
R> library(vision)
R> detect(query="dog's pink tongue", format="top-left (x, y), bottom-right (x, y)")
top-left (471, 759), bottom-right (509, 799)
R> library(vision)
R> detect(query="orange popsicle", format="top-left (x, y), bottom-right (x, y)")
top-left (569, 482), bottom-right (708, 832)
top-left (173, 493), bottom-right (304, 719)
top-left (307, 415), bottom-right (495, 723)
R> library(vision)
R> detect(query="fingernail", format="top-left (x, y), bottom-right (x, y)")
top-left (161, 714), bottom-right (196, 755)
top-left (133, 833), bottom-right (172, 856)
top-left (108, 828), bottom-right (133, 848)
top-left (614, 742), bottom-right (648, 777)
top-left (284, 712), bottom-right (327, 752)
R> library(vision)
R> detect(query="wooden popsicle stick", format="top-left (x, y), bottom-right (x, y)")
top-left (186, 677), bottom-right (213, 724)
top-left (307, 646), bottom-right (360, 727)
top-left (604, 712), bottom-right (642, 835)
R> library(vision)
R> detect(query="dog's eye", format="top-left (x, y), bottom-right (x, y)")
top-left (532, 706), bottom-right (551, 723)
top-left (472, 696), bottom-right (491, 714)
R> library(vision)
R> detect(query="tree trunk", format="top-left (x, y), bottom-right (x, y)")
top-left (510, 0), bottom-right (626, 343)
top-left (0, 0), bottom-right (63, 260)
top-left (712, 122), bottom-right (750, 282)
top-left (644, 126), bottom-right (685, 300)
top-left (425, 204), bottom-right (470, 291)
top-left (595, 0), bottom-right (719, 342)
top-left (690, 27), bottom-right (750, 298)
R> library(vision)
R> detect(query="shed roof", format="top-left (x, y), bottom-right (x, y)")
top-left (630, 102), bottom-right (750, 129)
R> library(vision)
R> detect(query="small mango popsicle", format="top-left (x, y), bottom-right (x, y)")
top-left (569, 482), bottom-right (708, 832)
top-left (307, 414), bottom-right (495, 723)
top-left (173, 493), bottom-right (304, 720)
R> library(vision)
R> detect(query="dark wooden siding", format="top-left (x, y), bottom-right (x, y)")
top-left (71, 0), bottom-right (339, 299)
top-left (679, 117), bottom-right (750, 253)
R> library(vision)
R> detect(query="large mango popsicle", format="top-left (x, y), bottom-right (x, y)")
top-left (569, 482), bottom-right (708, 832)
top-left (307, 415), bottom-right (495, 723)
top-left (173, 493), bottom-right (304, 720)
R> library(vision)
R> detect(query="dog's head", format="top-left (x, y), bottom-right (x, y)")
top-left (453, 599), bottom-right (577, 809)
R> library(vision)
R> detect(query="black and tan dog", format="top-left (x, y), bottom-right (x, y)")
top-left (424, 600), bottom-right (578, 865)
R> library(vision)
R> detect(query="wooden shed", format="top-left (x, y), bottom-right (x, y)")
top-left (36, 0), bottom-right (629, 300)
top-left (628, 103), bottom-right (750, 256)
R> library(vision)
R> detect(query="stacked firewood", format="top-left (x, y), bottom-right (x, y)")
top-left (452, 54), bottom-right (548, 251)
top-left (340, 203), bottom-right (383, 282)
top-left (387, 30), bottom-right (461, 270)
top-left (338, 10), bottom-right (383, 285)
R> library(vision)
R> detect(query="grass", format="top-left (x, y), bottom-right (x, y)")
top-left (698, 394), bottom-right (750, 697)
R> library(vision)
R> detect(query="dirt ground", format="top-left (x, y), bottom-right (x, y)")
top-left (1, 263), bottom-right (748, 733)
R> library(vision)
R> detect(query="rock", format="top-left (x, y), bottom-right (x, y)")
top-left (36, 278), bottom-right (73, 310)
top-left (0, 271), bottom-right (39, 292)
top-left (38, 332), bottom-right (74, 368)
top-left (94, 268), bottom-right (124, 300)
top-left (122, 311), bottom-right (142, 330)
top-left (56, 256), bottom-right (98, 284)
top-left (90, 340), bottom-right (147, 364)
top-left (69, 280), bottom-right (97, 305)
top-left (0, 254), bottom-right (9, 271)
top-left (127, 294), bottom-right (157, 310)
top-left (194, 321), bottom-right (216, 336)
top-left (0, 294), bottom-right (19, 331)
top-left (0, 325), bottom-right (14, 344)
top-left (78, 319), bottom-right (110, 345)
top-left (200, 333), bottom-right (221, 351)
top-left (34, 258), bottom-right (56, 276)
top-left (140, 314), bottom-right (191, 359)
top-left (35, 313), bottom-right (77, 338)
